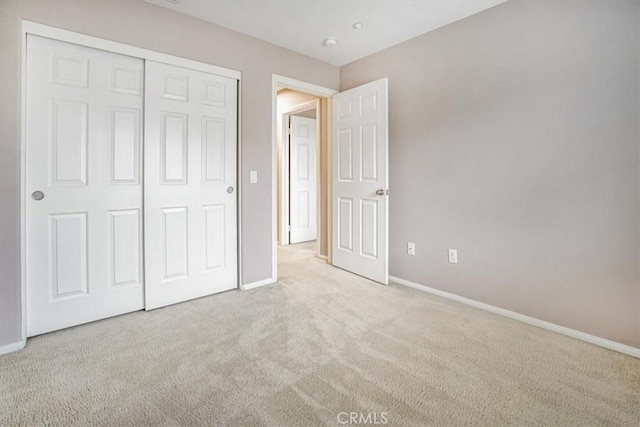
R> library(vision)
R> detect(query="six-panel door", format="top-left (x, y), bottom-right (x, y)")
top-left (26, 35), bottom-right (145, 336)
top-left (143, 61), bottom-right (238, 310)
top-left (332, 78), bottom-right (389, 284)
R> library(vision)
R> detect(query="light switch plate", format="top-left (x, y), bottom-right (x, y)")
top-left (448, 249), bottom-right (458, 264)
top-left (250, 170), bottom-right (258, 184)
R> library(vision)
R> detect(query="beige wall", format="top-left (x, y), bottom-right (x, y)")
top-left (0, 0), bottom-right (339, 347)
top-left (294, 109), bottom-right (316, 119)
top-left (276, 89), bottom-right (329, 256)
top-left (341, 0), bottom-right (640, 347)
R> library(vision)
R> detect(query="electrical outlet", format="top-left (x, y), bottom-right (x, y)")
top-left (407, 242), bottom-right (415, 256)
top-left (448, 249), bottom-right (458, 264)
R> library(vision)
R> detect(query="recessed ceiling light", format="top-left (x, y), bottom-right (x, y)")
top-left (323, 38), bottom-right (337, 47)
top-left (352, 22), bottom-right (363, 30)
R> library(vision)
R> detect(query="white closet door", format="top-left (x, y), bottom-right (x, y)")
top-left (144, 61), bottom-right (238, 310)
top-left (289, 116), bottom-right (318, 244)
top-left (26, 35), bottom-right (144, 336)
top-left (332, 78), bottom-right (389, 284)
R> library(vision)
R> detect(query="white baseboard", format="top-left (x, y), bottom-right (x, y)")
top-left (317, 254), bottom-right (328, 261)
top-left (241, 277), bottom-right (276, 291)
top-left (0, 339), bottom-right (26, 355)
top-left (389, 275), bottom-right (640, 359)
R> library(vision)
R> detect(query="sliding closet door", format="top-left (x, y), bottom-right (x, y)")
top-left (26, 35), bottom-right (144, 336)
top-left (144, 61), bottom-right (238, 309)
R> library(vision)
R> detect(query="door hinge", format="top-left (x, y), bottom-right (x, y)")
top-left (287, 225), bottom-right (291, 232)
top-left (287, 127), bottom-right (292, 135)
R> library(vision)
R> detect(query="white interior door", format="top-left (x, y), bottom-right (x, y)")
top-left (289, 115), bottom-right (317, 244)
top-left (144, 61), bottom-right (238, 310)
top-left (26, 35), bottom-right (144, 336)
top-left (332, 78), bottom-right (389, 284)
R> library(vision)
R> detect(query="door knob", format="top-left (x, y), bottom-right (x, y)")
top-left (31, 191), bottom-right (45, 201)
top-left (375, 189), bottom-right (387, 196)
top-left (227, 186), bottom-right (234, 194)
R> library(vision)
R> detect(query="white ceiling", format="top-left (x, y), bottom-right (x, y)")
top-left (147, 0), bottom-right (507, 66)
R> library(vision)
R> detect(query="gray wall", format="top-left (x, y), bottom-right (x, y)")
top-left (0, 0), bottom-right (339, 347)
top-left (342, 0), bottom-right (640, 347)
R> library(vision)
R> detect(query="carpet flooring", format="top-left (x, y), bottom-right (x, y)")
top-left (1, 242), bottom-right (639, 426)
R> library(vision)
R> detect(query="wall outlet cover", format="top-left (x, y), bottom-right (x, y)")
top-left (407, 242), bottom-right (415, 256)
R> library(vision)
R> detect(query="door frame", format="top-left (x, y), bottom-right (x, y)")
top-left (19, 21), bottom-right (243, 346)
top-left (279, 99), bottom-right (319, 246)
top-left (271, 75), bottom-right (338, 283)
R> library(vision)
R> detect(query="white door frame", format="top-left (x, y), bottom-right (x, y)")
top-left (271, 75), bottom-right (338, 283)
top-left (19, 20), bottom-right (242, 347)
top-left (280, 99), bottom-right (319, 246)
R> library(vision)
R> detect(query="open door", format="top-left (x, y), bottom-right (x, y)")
top-left (332, 78), bottom-right (388, 284)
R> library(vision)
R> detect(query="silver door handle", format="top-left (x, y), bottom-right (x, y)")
top-left (31, 191), bottom-right (45, 201)
top-left (375, 189), bottom-right (387, 196)
top-left (227, 186), bottom-right (234, 194)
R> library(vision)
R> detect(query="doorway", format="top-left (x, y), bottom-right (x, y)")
top-left (271, 75), bottom-right (390, 286)
top-left (278, 93), bottom-right (320, 247)
top-left (276, 90), bottom-right (325, 255)
top-left (271, 76), bottom-right (337, 280)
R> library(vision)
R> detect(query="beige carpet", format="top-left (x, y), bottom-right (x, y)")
top-left (1, 242), bottom-right (638, 426)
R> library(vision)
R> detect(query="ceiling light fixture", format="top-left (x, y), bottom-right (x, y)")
top-left (323, 38), bottom-right (337, 47)
top-left (352, 22), bottom-right (363, 30)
